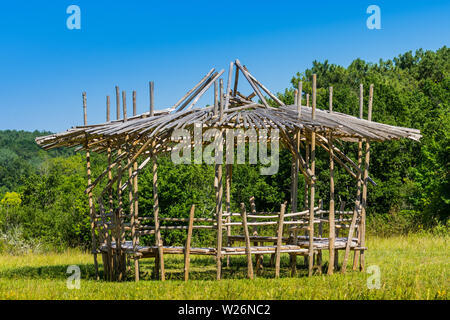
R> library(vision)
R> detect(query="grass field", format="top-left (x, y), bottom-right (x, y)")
top-left (0, 234), bottom-right (448, 300)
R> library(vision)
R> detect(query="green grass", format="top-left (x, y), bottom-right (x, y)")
top-left (0, 234), bottom-right (448, 300)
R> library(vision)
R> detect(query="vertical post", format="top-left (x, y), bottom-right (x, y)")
top-left (293, 82), bottom-right (302, 214)
top-left (225, 163), bottom-right (232, 267)
top-left (219, 79), bottom-right (224, 120)
top-left (304, 141), bottom-right (310, 211)
top-left (184, 205), bottom-right (195, 281)
top-left (240, 203), bottom-right (254, 280)
top-left (328, 86), bottom-right (336, 275)
top-left (114, 87), bottom-right (124, 280)
top-left (83, 92), bottom-right (99, 280)
top-left (106, 96), bottom-right (113, 281)
top-left (149, 81), bottom-right (154, 117)
top-left (334, 201), bottom-right (345, 270)
top-left (249, 197), bottom-right (262, 273)
top-left (214, 80), bottom-right (218, 116)
top-left (360, 84), bottom-right (373, 272)
top-left (83, 92), bottom-right (87, 125)
top-left (106, 96), bottom-right (110, 122)
top-left (353, 84), bottom-right (364, 271)
top-left (294, 89), bottom-right (298, 110)
top-left (317, 199), bottom-right (323, 270)
top-left (233, 64), bottom-right (239, 96)
top-left (152, 140), bottom-right (165, 280)
top-left (121, 90), bottom-right (127, 250)
top-left (291, 81), bottom-right (303, 276)
top-left (275, 203), bottom-right (286, 278)
top-left (115, 86), bottom-right (120, 120)
top-left (308, 74), bottom-right (317, 276)
top-left (303, 90), bottom-right (310, 267)
top-left (131, 92), bottom-right (140, 281)
top-left (297, 81), bottom-right (303, 116)
top-left (117, 90), bottom-right (128, 280)
top-left (132, 91), bottom-right (137, 117)
top-left (215, 157), bottom-right (223, 280)
top-left (291, 89), bottom-right (299, 213)
top-left (125, 92), bottom-right (135, 276)
top-left (122, 91), bottom-right (127, 121)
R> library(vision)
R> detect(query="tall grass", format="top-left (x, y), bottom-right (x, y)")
top-left (0, 234), bottom-right (448, 300)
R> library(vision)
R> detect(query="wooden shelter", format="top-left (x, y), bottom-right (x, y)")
top-left (36, 60), bottom-right (421, 281)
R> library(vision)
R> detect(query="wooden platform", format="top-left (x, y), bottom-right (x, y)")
top-left (227, 235), bottom-right (361, 250)
top-left (100, 242), bottom-right (308, 256)
top-left (101, 236), bottom-right (360, 259)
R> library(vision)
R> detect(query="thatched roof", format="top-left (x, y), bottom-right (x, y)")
top-left (35, 59), bottom-right (422, 192)
top-left (35, 60), bottom-right (420, 183)
top-left (36, 59), bottom-right (421, 153)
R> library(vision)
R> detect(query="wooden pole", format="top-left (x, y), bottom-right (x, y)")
top-left (116, 90), bottom-right (128, 280)
top-left (219, 79), bottom-right (224, 120)
top-left (360, 84), bottom-right (373, 272)
top-left (303, 90), bottom-right (310, 267)
top-left (317, 199), bottom-right (323, 271)
top-left (83, 92), bottom-right (99, 280)
top-left (293, 81), bottom-right (302, 214)
top-left (235, 61), bottom-right (270, 108)
top-left (308, 75), bottom-right (317, 277)
top-left (327, 86), bottom-right (336, 275)
top-left (224, 61), bottom-right (234, 110)
top-left (291, 81), bottom-right (302, 276)
top-left (225, 164), bottom-right (232, 267)
top-left (341, 201), bottom-right (359, 273)
top-left (105, 97), bottom-right (114, 281)
top-left (105, 96), bottom-right (113, 280)
top-left (149, 81), bottom-right (154, 117)
top-left (184, 205), bottom-right (195, 281)
top-left (106, 96), bottom-right (110, 122)
top-left (291, 89), bottom-right (299, 214)
top-left (124, 92), bottom-right (135, 278)
top-left (214, 80), bottom-right (218, 116)
top-left (250, 197), bottom-right (262, 273)
top-left (275, 203), bottom-right (286, 278)
top-left (215, 156), bottom-right (223, 280)
top-left (335, 201), bottom-right (345, 270)
top-left (297, 81), bottom-right (302, 116)
top-left (116, 89), bottom-right (123, 279)
top-left (115, 86), bottom-right (120, 120)
top-left (122, 91), bottom-right (127, 121)
top-left (294, 89), bottom-right (298, 111)
top-left (353, 84), bottom-right (364, 271)
top-left (240, 203), bottom-right (254, 280)
top-left (132, 92), bottom-right (140, 281)
top-left (113, 87), bottom-right (125, 280)
top-left (152, 140), bottom-right (165, 280)
top-left (233, 64), bottom-right (239, 96)
top-left (132, 90), bottom-right (137, 117)
top-left (83, 92), bottom-right (87, 125)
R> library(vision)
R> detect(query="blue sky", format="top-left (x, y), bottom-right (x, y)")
top-left (0, 0), bottom-right (449, 132)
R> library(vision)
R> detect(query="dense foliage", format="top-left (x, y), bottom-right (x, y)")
top-left (0, 47), bottom-right (448, 251)
top-left (285, 47), bottom-right (449, 231)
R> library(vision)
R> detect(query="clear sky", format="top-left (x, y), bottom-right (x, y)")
top-left (0, 0), bottom-right (449, 132)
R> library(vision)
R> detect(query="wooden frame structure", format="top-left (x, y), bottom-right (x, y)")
top-left (36, 60), bottom-right (421, 281)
